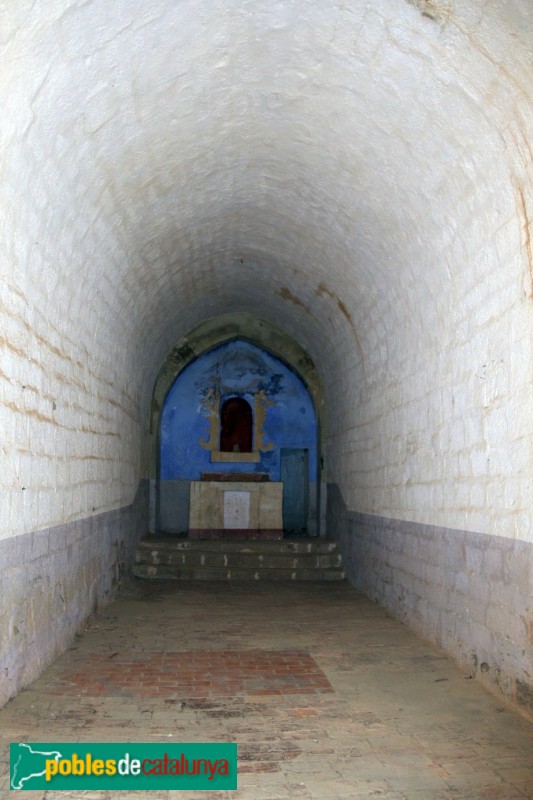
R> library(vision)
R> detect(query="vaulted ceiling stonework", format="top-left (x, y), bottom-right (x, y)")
top-left (1, 1), bottom-right (532, 716)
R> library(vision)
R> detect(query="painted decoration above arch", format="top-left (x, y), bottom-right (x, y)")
top-left (160, 340), bottom-right (317, 481)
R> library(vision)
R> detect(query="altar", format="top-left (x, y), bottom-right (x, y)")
top-left (188, 473), bottom-right (283, 539)
top-left (158, 340), bottom-right (318, 537)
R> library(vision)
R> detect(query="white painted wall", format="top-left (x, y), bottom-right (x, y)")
top-left (1, 0), bottom-right (532, 543)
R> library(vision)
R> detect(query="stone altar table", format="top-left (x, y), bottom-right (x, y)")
top-left (188, 473), bottom-right (283, 539)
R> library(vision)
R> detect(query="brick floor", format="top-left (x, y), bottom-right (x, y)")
top-left (1, 580), bottom-right (533, 799)
top-left (47, 650), bottom-right (333, 698)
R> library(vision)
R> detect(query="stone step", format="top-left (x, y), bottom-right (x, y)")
top-left (133, 536), bottom-right (345, 582)
top-left (137, 536), bottom-right (339, 555)
top-left (135, 549), bottom-right (342, 570)
top-left (133, 563), bottom-right (346, 582)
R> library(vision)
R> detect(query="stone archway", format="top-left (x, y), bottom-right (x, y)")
top-left (148, 313), bottom-right (327, 536)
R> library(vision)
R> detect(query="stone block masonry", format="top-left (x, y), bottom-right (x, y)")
top-left (0, 481), bottom-right (148, 709)
top-left (0, 273), bottom-right (143, 543)
top-left (1, 0), bottom-right (532, 715)
top-left (328, 484), bottom-right (533, 721)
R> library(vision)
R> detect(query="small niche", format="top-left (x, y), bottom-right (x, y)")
top-left (220, 397), bottom-right (253, 453)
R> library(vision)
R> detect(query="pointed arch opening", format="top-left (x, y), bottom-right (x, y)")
top-left (148, 314), bottom-right (328, 538)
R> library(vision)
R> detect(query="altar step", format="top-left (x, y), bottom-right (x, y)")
top-left (133, 536), bottom-right (345, 582)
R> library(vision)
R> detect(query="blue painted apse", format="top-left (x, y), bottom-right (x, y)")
top-left (160, 340), bottom-right (317, 481)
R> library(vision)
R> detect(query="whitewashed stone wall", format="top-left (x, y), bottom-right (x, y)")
top-left (0, 273), bottom-right (141, 540)
top-left (0, 0), bottom-right (532, 705)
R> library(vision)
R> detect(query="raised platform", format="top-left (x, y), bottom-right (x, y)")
top-left (134, 536), bottom-right (345, 581)
top-left (188, 528), bottom-right (282, 539)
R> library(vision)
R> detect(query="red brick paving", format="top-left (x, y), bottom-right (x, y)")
top-left (49, 650), bottom-right (333, 698)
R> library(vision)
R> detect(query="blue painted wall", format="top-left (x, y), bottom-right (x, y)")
top-left (160, 340), bottom-right (317, 481)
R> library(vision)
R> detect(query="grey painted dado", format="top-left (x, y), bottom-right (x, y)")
top-left (0, 481), bottom-right (148, 708)
top-left (159, 479), bottom-right (191, 533)
top-left (327, 484), bottom-right (533, 719)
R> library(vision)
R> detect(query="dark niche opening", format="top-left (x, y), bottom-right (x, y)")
top-left (220, 397), bottom-right (253, 453)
